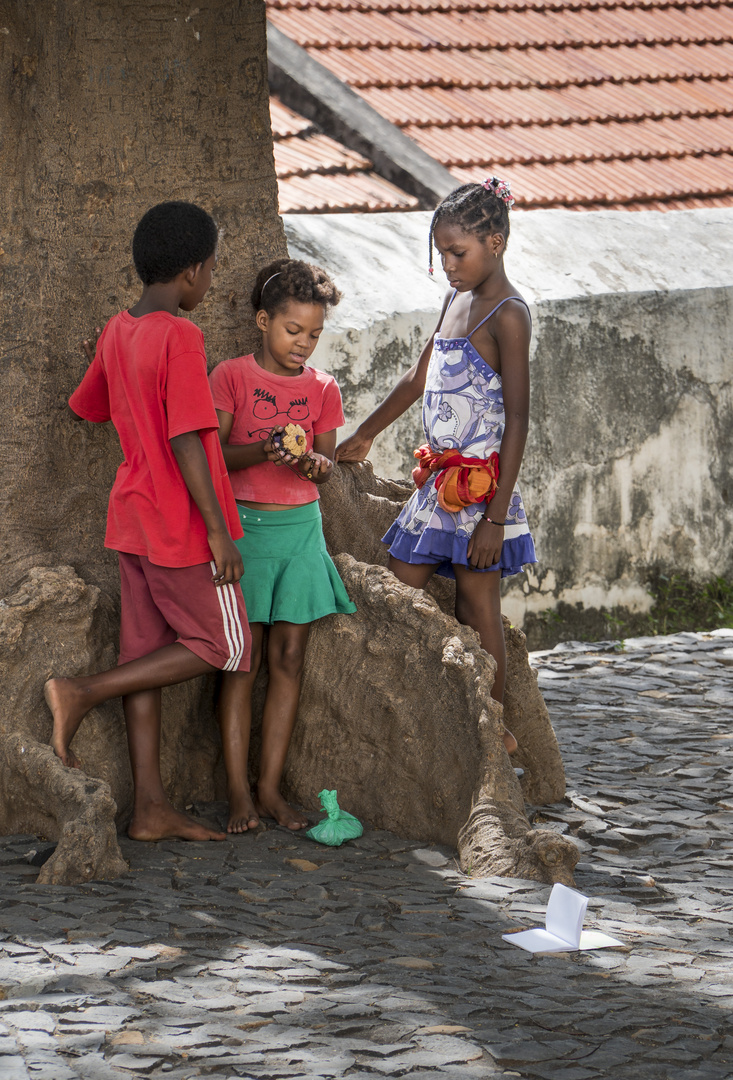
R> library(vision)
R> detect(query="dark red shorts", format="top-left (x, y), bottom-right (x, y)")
top-left (118, 553), bottom-right (250, 672)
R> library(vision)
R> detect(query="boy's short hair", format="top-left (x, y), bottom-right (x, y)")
top-left (132, 201), bottom-right (218, 286)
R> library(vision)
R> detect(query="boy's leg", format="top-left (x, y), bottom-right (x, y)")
top-left (46, 643), bottom-right (216, 768)
top-left (256, 621), bottom-right (311, 831)
top-left (123, 687), bottom-right (225, 842)
top-left (46, 553), bottom-right (249, 842)
top-left (453, 565), bottom-right (518, 754)
top-left (218, 624), bottom-right (265, 834)
top-left (387, 555), bottom-right (439, 589)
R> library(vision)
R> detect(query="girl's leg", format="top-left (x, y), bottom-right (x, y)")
top-left (256, 621), bottom-right (311, 830)
top-left (218, 624), bottom-right (265, 834)
top-left (124, 688), bottom-right (226, 842)
top-left (387, 555), bottom-right (439, 590)
top-left (453, 565), bottom-right (518, 754)
top-left (46, 643), bottom-right (216, 768)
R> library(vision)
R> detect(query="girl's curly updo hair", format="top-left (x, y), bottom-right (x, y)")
top-left (428, 178), bottom-right (513, 274)
top-left (251, 258), bottom-right (342, 316)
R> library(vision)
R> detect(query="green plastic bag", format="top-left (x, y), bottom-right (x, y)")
top-left (305, 789), bottom-right (363, 847)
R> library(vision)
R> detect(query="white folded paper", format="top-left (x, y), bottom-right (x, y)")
top-left (502, 883), bottom-right (625, 953)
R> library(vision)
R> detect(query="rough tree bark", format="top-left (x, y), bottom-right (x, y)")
top-left (0, 0), bottom-right (286, 879)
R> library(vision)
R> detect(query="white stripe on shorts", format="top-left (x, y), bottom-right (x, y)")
top-left (221, 580), bottom-right (246, 671)
top-left (211, 561), bottom-right (246, 671)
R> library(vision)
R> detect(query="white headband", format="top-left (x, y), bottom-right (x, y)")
top-left (260, 272), bottom-right (282, 297)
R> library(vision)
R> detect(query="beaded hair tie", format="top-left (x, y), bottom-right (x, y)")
top-left (483, 176), bottom-right (515, 208)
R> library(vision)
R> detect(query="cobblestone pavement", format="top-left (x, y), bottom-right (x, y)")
top-left (2, 629), bottom-right (733, 1080)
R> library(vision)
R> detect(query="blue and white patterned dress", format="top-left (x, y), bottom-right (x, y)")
top-left (382, 296), bottom-right (537, 579)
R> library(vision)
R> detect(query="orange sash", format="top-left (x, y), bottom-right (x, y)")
top-left (412, 444), bottom-right (500, 513)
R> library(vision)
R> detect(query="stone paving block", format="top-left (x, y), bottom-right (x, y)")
top-left (104, 1054), bottom-right (163, 1073)
top-left (513, 1067), bottom-right (598, 1080)
top-left (0, 1057), bottom-right (29, 1079)
top-left (23, 1062), bottom-right (79, 1080)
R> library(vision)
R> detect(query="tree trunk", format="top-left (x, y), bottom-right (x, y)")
top-left (0, 0), bottom-right (285, 596)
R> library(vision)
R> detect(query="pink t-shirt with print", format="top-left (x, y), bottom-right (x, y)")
top-left (209, 354), bottom-right (345, 504)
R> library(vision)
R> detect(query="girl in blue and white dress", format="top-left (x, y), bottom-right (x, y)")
top-left (336, 179), bottom-right (537, 754)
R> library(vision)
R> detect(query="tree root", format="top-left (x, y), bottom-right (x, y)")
top-left (0, 732), bottom-right (127, 884)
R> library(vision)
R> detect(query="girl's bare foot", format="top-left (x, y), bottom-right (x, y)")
top-left (256, 784), bottom-right (309, 830)
top-left (128, 801), bottom-right (227, 842)
top-left (227, 790), bottom-right (260, 833)
top-left (503, 727), bottom-right (518, 755)
top-left (45, 678), bottom-right (90, 769)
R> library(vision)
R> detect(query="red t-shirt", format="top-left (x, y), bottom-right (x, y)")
top-left (209, 354), bottom-right (345, 504)
top-left (69, 310), bottom-right (242, 567)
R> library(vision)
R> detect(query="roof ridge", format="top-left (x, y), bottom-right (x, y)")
top-left (359, 71), bottom-right (733, 90)
top-left (319, 42), bottom-right (733, 89)
top-left (268, 0), bottom-right (733, 9)
top-left (271, 5), bottom-right (733, 52)
top-left (309, 37), bottom-right (733, 56)
top-left (340, 29), bottom-right (733, 53)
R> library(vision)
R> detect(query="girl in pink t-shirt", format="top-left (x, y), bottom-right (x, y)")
top-left (210, 259), bottom-right (356, 833)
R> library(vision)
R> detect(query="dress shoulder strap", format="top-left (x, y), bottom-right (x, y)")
top-left (466, 296), bottom-right (531, 339)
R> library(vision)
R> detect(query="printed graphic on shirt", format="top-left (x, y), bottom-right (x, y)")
top-left (248, 387), bottom-right (311, 440)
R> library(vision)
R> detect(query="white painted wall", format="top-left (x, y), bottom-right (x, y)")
top-left (284, 208), bottom-right (733, 630)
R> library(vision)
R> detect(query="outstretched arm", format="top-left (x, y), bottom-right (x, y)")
top-left (335, 294), bottom-right (451, 463)
top-left (170, 431), bottom-right (244, 586)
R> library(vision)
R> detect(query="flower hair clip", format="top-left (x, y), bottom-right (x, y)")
top-left (483, 176), bottom-right (515, 209)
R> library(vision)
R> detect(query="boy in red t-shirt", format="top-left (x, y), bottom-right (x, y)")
top-left (44, 201), bottom-right (251, 843)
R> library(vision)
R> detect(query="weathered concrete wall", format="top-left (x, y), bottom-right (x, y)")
top-left (284, 208), bottom-right (733, 630)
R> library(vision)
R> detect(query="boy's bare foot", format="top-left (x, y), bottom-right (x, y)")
top-left (503, 727), bottom-right (518, 755)
top-left (45, 677), bottom-right (88, 769)
top-left (128, 801), bottom-right (226, 842)
top-left (227, 790), bottom-right (260, 834)
top-left (256, 784), bottom-right (309, 830)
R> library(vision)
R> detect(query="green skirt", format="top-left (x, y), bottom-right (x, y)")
top-left (236, 501), bottom-right (357, 626)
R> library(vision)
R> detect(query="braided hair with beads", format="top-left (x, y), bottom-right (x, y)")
top-left (428, 177), bottom-right (515, 275)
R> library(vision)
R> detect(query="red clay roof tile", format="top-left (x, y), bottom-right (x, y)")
top-left (274, 132), bottom-right (373, 177)
top-left (269, 4), bottom-right (733, 50)
top-left (452, 150), bottom-right (733, 204)
top-left (411, 113), bottom-right (733, 163)
top-left (267, 0), bottom-right (733, 212)
top-left (270, 97), bottom-right (316, 137)
top-left (314, 42), bottom-right (733, 89)
top-left (269, 0), bottom-right (731, 13)
top-left (365, 76), bottom-right (732, 126)
top-left (278, 170), bottom-right (420, 211)
top-left (270, 95), bottom-right (420, 211)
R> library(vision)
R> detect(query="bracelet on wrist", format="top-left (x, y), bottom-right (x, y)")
top-left (482, 515), bottom-right (504, 527)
